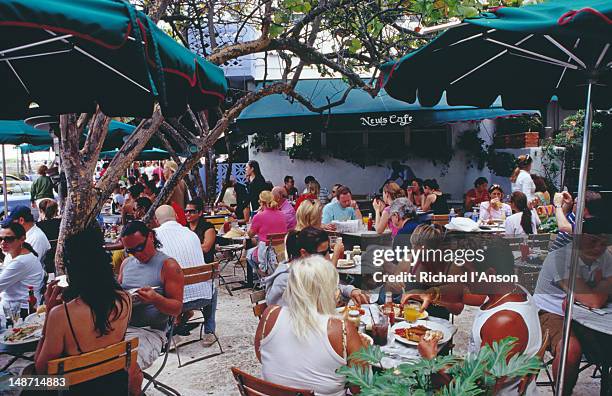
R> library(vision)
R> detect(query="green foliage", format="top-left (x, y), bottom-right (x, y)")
top-left (497, 115), bottom-right (543, 135)
top-left (541, 110), bottom-right (604, 190)
top-left (338, 337), bottom-right (542, 395)
top-left (486, 149), bottom-right (516, 177)
top-left (457, 129), bottom-right (488, 170)
top-left (250, 132), bottom-right (281, 152)
top-left (287, 132), bottom-right (324, 161)
top-left (539, 216), bottom-right (558, 233)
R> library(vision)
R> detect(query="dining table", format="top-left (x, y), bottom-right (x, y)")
top-left (0, 325), bottom-right (41, 372)
top-left (344, 303), bottom-right (457, 369)
top-left (571, 303), bottom-right (612, 396)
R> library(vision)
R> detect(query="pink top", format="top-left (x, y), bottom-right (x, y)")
top-left (279, 199), bottom-right (297, 230)
top-left (383, 206), bottom-right (399, 236)
top-left (250, 207), bottom-right (288, 243)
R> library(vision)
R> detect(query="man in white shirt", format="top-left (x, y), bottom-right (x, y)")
top-left (2, 206), bottom-right (50, 267)
top-left (154, 205), bottom-right (217, 345)
top-left (534, 217), bottom-right (612, 394)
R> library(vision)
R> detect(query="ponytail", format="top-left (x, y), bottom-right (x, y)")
top-left (511, 191), bottom-right (533, 235)
top-left (510, 167), bottom-right (521, 183)
top-left (285, 230), bottom-right (300, 261)
top-left (23, 242), bottom-right (38, 257)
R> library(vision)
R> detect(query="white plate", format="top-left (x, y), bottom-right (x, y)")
top-left (391, 320), bottom-right (451, 346)
top-left (337, 259), bottom-right (355, 269)
top-left (24, 312), bottom-right (45, 325)
top-left (0, 324), bottom-right (43, 345)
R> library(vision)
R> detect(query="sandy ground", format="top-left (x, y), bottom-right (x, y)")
top-left (0, 264), bottom-right (602, 395)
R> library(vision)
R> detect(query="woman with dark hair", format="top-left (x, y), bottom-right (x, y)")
top-left (185, 197), bottom-right (216, 263)
top-left (479, 184), bottom-right (512, 224)
top-left (421, 179), bottom-right (449, 214)
top-left (245, 160), bottom-right (267, 211)
top-left (505, 191), bottom-right (539, 236)
top-left (264, 227), bottom-right (369, 306)
top-left (531, 175), bottom-right (550, 205)
top-left (122, 184), bottom-right (144, 224)
top-left (37, 198), bottom-right (61, 274)
top-left (0, 223), bottom-right (44, 308)
top-left (406, 178), bottom-right (424, 208)
top-left (33, 227), bottom-right (131, 392)
top-left (510, 154), bottom-right (537, 205)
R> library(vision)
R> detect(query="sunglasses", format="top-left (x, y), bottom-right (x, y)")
top-left (125, 236), bottom-right (149, 254)
top-left (185, 209), bottom-right (200, 214)
top-left (0, 236), bottom-right (17, 243)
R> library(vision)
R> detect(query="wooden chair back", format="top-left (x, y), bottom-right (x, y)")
top-left (183, 262), bottom-right (220, 285)
top-left (231, 367), bottom-right (315, 396)
top-left (208, 217), bottom-right (226, 231)
top-left (432, 214), bottom-right (449, 228)
top-left (47, 338), bottom-right (138, 387)
top-left (267, 232), bottom-right (287, 263)
top-left (528, 233), bottom-right (552, 250)
top-left (250, 290), bottom-right (267, 318)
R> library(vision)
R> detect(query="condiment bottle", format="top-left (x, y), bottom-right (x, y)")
top-left (28, 286), bottom-right (37, 315)
top-left (352, 245), bottom-right (361, 256)
top-left (383, 291), bottom-right (395, 324)
top-left (223, 216), bottom-right (231, 233)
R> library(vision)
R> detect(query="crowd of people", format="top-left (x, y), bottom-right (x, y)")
top-left (0, 155), bottom-right (608, 395)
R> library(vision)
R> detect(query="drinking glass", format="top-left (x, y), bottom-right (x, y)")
top-left (403, 301), bottom-right (421, 323)
top-left (371, 314), bottom-right (389, 346)
top-left (8, 301), bottom-right (21, 327)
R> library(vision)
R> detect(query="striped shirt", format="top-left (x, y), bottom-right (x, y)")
top-left (155, 221), bottom-right (212, 302)
top-left (550, 212), bottom-right (575, 251)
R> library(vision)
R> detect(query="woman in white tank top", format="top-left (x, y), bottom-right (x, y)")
top-left (401, 241), bottom-right (543, 395)
top-left (255, 256), bottom-right (367, 396)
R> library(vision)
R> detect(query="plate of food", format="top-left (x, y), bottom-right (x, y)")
top-left (337, 259), bottom-right (355, 269)
top-left (392, 320), bottom-right (451, 346)
top-left (336, 304), bottom-right (366, 316)
top-left (381, 304), bottom-right (428, 321)
top-left (1, 323), bottom-right (43, 345)
top-left (24, 311), bottom-right (45, 325)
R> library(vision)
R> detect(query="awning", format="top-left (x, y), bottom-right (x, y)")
top-left (236, 79), bottom-right (539, 133)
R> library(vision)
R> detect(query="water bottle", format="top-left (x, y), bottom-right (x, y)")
top-left (471, 207), bottom-right (479, 223)
top-left (448, 208), bottom-right (457, 223)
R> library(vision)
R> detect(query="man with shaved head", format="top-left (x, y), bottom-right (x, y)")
top-left (272, 185), bottom-right (296, 230)
top-left (154, 205), bottom-right (218, 345)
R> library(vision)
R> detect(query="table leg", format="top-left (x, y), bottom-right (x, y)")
top-left (601, 365), bottom-right (610, 396)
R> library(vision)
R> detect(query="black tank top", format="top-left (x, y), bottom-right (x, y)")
top-left (62, 303), bottom-right (128, 395)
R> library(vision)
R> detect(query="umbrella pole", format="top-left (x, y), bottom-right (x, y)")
top-left (2, 145), bottom-right (8, 219)
top-left (555, 82), bottom-right (594, 396)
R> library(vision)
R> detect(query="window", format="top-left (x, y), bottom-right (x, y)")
top-left (284, 132), bottom-right (303, 150)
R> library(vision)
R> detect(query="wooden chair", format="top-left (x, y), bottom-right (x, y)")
top-left (47, 339), bottom-right (138, 396)
top-left (231, 367), bottom-right (315, 396)
top-left (432, 214), bottom-right (449, 228)
top-left (250, 289), bottom-right (267, 318)
top-left (208, 217), bottom-right (226, 231)
top-left (529, 233), bottom-right (552, 250)
top-left (173, 263), bottom-right (224, 367)
top-left (268, 232), bottom-right (287, 263)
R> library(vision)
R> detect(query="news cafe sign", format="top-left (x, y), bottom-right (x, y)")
top-left (360, 113), bottom-right (413, 128)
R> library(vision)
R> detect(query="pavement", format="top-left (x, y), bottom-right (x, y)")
top-left (0, 262), bottom-right (602, 395)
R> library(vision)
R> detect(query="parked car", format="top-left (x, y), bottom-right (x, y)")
top-left (0, 174), bottom-right (33, 194)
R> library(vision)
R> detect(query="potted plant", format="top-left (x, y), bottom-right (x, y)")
top-left (495, 115), bottom-right (543, 148)
top-left (338, 337), bottom-right (541, 395)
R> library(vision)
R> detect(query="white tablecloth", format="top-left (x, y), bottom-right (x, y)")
top-left (572, 303), bottom-right (612, 336)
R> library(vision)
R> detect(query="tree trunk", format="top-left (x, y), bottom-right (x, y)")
top-left (54, 106), bottom-right (164, 273)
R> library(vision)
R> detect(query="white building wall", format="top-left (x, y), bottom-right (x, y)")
top-left (248, 119), bottom-right (552, 200)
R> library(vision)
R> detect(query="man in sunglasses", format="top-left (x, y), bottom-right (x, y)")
top-left (2, 205), bottom-right (50, 267)
top-left (118, 221), bottom-right (184, 395)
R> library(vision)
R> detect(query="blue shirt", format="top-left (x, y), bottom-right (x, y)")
top-left (322, 201), bottom-right (356, 223)
top-left (396, 220), bottom-right (420, 235)
top-left (550, 212), bottom-right (575, 251)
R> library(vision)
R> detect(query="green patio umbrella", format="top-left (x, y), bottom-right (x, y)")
top-left (99, 147), bottom-right (170, 161)
top-left (19, 144), bottom-right (51, 154)
top-left (0, 0), bottom-right (227, 118)
top-left (381, 1), bottom-right (611, 393)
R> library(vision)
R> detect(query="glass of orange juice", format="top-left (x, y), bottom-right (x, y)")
top-left (403, 301), bottom-right (421, 323)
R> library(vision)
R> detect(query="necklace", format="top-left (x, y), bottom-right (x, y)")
top-left (485, 285), bottom-right (519, 310)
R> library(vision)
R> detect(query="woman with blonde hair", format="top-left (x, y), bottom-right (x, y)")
top-left (510, 154), bottom-right (537, 205)
top-left (372, 181), bottom-right (405, 235)
top-left (295, 199), bottom-right (323, 231)
top-left (294, 180), bottom-right (321, 211)
top-left (256, 255), bottom-right (367, 395)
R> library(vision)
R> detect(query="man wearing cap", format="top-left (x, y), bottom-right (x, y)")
top-left (3, 206), bottom-right (50, 266)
